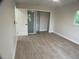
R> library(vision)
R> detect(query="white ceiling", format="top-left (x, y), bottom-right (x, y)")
top-left (15, 0), bottom-right (78, 9)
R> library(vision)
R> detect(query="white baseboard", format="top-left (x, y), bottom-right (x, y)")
top-left (53, 31), bottom-right (79, 45)
top-left (12, 37), bottom-right (18, 59)
top-left (48, 31), bottom-right (53, 33)
top-left (28, 32), bottom-right (36, 35)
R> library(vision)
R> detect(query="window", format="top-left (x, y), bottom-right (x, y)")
top-left (74, 10), bottom-right (79, 25)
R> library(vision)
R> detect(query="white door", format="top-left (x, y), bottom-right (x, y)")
top-left (15, 8), bottom-right (28, 36)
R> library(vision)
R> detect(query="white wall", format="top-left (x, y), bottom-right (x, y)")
top-left (0, 0), bottom-right (16, 59)
top-left (15, 8), bottom-right (28, 36)
top-left (49, 11), bottom-right (55, 33)
top-left (40, 12), bottom-right (49, 31)
top-left (54, 2), bottom-right (79, 44)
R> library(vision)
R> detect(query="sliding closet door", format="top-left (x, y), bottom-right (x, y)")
top-left (28, 11), bottom-right (34, 33)
top-left (40, 12), bottom-right (49, 32)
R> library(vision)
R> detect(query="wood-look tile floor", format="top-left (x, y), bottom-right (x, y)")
top-left (15, 32), bottom-right (79, 59)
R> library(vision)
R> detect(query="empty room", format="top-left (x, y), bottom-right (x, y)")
top-left (0, 0), bottom-right (79, 59)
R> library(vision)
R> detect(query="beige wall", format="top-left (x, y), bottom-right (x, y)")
top-left (54, 2), bottom-right (79, 44)
top-left (0, 0), bottom-right (16, 59)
